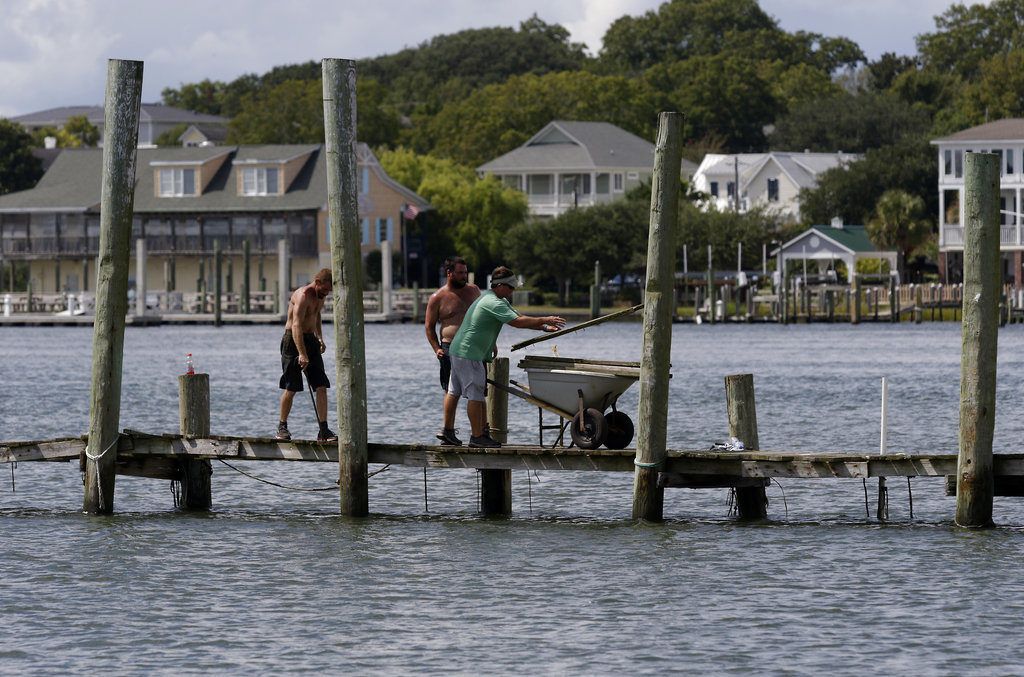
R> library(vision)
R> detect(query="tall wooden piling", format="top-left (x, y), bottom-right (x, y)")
top-left (632, 112), bottom-right (682, 521)
top-left (725, 374), bottom-right (767, 518)
top-left (381, 238), bottom-right (393, 316)
top-left (956, 152), bottom-right (1000, 528)
top-left (84, 59), bottom-right (143, 514)
top-left (323, 58), bottom-right (369, 516)
top-left (135, 237), bottom-right (146, 316)
top-left (412, 281), bottom-right (421, 322)
top-left (482, 358), bottom-right (512, 515)
top-left (590, 260), bottom-right (601, 320)
top-left (178, 373), bottom-right (212, 510)
top-left (213, 239), bottom-right (222, 327)
top-left (242, 238), bottom-right (251, 314)
top-left (851, 273), bottom-right (861, 324)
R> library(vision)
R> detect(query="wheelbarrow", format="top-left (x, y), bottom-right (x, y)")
top-left (491, 355), bottom-right (640, 449)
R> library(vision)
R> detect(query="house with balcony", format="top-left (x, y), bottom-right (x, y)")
top-left (0, 143), bottom-right (428, 294)
top-left (476, 120), bottom-right (694, 218)
top-left (932, 118), bottom-right (1024, 284)
top-left (691, 151), bottom-right (858, 221)
top-left (10, 103), bottom-right (230, 148)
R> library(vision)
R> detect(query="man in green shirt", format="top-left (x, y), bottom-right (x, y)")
top-left (447, 265), bottom-right (565, 448)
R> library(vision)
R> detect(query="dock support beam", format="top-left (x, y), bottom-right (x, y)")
top-left (956, 152), bottom-right (1000, 528)
top-left (242, 239), bottom-right (251, 314)
top-left (850, 273), bottom-right (860, 325)
top-left (84, 59), bottom-right (143, 514)
top-left (482, 358), bottom-right (512, 516)
top-left (725, 374), bottom-right (767, 518)
top-left (632, 111), bottom-right (682, 521)
top-left (178, 373), bottom-right (212, 510)
top-left (277, 237), bottom-right (289, 319)
top-left (590, 260), bottom-right (601, 320)
top-left (381, 238), bottom-right (393, 316)
top-left (323, 58), bottom-right (369, 517)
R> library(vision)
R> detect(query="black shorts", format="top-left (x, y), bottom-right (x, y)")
top-left (280, 330), bottom-right (330, 392)
top-left (439, 341), bottom-right (451, 391)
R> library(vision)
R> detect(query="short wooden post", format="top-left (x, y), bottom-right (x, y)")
top-left (482, 357), bottom-right (511, 516)
top-left (242, 238), bottom-right (251, 314)
top-left (213, 239), bottom-right (222, 327)
top-left (135, 237), bottom-right (146, 316)
top-left (323, 58), bottom-right (369, 516)
top-left (277, 237), bottom-right (290, 319)
top-left (725, 374), bottom-right (767, 518)
top-left (850, 273), bottom-right (861, 324)
top-left (632, 112), bottom-right (682, 521)
top-left (84, 59), bottom-right (143, 514)
top-left (956, 152), bottom-right (1000, 528)
top-left (178, 373), bottom-right (212, 510)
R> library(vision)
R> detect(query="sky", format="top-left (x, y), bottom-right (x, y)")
top-left (0, 0), bottom-right (966, 118)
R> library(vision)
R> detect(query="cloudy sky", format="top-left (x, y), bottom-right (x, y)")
top-left (0, 0), bottom-right (964, 118)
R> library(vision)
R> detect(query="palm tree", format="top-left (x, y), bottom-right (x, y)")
top-left (867, 189), bottom-right (932, 280)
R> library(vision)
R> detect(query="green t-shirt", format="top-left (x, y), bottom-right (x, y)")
top-left (449, 291), bottom-right (520, 362)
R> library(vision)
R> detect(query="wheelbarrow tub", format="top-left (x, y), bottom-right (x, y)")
top-left (521, 367), bottom-right (638, 415)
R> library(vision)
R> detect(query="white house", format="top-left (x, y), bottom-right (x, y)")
top-left (931, 118), bottom-right (1024, 284)
top-left (692, 151), bottom-right (858, 221)
top-left (477, 120), bottom-right (696, 218)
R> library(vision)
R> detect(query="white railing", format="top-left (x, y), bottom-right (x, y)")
top-left (943, 225), bottom-right (1021, 247)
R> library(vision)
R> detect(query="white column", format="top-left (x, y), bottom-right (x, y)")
top-left (381, 239), bottom-right (392, 316)
top-left (135, 237), bottom-right (146, 316)
top-left (938, 189), bottom-right (946, 247)
top-left (1017, 187), bottom-right (1021, 245)
top-left (277, 237), bottom-right (289, 318)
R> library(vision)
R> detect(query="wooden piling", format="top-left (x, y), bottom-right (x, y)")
top-left (482, 358), bottom-right (512, 516)
top-left (277, 237), bottom-right (289, 319)
top-left (412, 281), bottom-right (421, 322)
top-left (323, 58), bottom-right (369, 517)
top-left (178, 373), bottom-right (212, 510)
top-left (632, 112), bottom-right (682, 521)
top-left (725, 374), bottom-right (767, 518)
top-left (84, 59), bottom-right (143, 514)
top-left (242, 238), bottom-right (251, 314)
top-left (956, 152), bottom-right (1000, 528)
top-left (851, 273), bottom-right (861, 324)
top-left (135, 237), bottom-right (146, 317)
top-left (213, 240), bottom-right (222, 327)
top-left (590, 260), bottom-right (601, 320)
top-left (381, 238), bottom-right (393, 316)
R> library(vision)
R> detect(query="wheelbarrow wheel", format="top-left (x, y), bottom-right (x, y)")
top-left (603, 411), bottom-right (634, 449)
top-left (571, 408), bottom-right (607, 450)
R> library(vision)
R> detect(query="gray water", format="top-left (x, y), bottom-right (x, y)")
top-left (3, 322), bottom-right (1024, 674)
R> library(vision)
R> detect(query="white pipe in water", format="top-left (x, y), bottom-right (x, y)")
top-left (879, 376), bottom-right (888, 455)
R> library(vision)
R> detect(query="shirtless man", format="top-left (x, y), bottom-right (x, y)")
top-left (425, 257), bottom-right (481, 445)
top-left (276, 268), bottom-right (336, 443)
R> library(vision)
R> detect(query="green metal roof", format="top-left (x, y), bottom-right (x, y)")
top-left (816, 225), bottom-right (877, 252)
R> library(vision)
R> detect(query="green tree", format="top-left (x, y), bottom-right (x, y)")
top-left (377, 148), bottom-right (528, 272)
top-left (799, 137), bottom-right (937, 225)
top-left (154, 123), bottom-right (189, 147)
top-left (939, 49), bottom-right (1024, 131)
top-left (769, 92), bottom-right (930, 153)
top-left (416, 71), bottom-right (658, 166)
top-left (227, 77), bottom-right (401, 147)
top-left (504, 199), bottom-right (649, 303)
top-left (644, 54), bottom-right (779, 150)
top-left (866, 52), bottom-right (919, 92)
top-left (0, 119), bottom-right (43, 194)
top-left (63, 115), bottom-right (99, 146)
top-left (866, 189), bottom-right (932, 278)
top-left (917, 0), bottom-right (1024, 79)
top-left (677, 202), bottom-right (783, 272)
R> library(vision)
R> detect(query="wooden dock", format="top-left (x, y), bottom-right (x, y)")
top-left (6, 431), bottom-right (1024, 486)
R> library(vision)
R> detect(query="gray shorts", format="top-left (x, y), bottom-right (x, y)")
top-left (447, 355), bottom-right (486, 402)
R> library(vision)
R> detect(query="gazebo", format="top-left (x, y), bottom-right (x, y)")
top-left (771, 220), bottom-right (898, 280)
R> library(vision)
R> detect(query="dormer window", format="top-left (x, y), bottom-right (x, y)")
top-left (159, 168), bottom-right (196, 196)
top-left (242, 167), bottom-right (280, 196)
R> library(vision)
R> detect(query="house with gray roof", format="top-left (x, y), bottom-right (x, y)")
top-left (9, 103), bottom-right (229, 148)
top-left (931, 118), bottom-right (1024, 285)
top-left (692, 151), bottom-right (858, 221)
top-left (477, 120), bottom-right (692, 217)
top-left (0, 143), bottom-right (429, 293)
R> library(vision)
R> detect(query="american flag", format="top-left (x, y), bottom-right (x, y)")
top-left (403, 203), bottom-right (420, 220)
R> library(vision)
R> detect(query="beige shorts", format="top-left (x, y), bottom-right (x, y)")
top-left (447, 355), bottom-right (486, 402)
